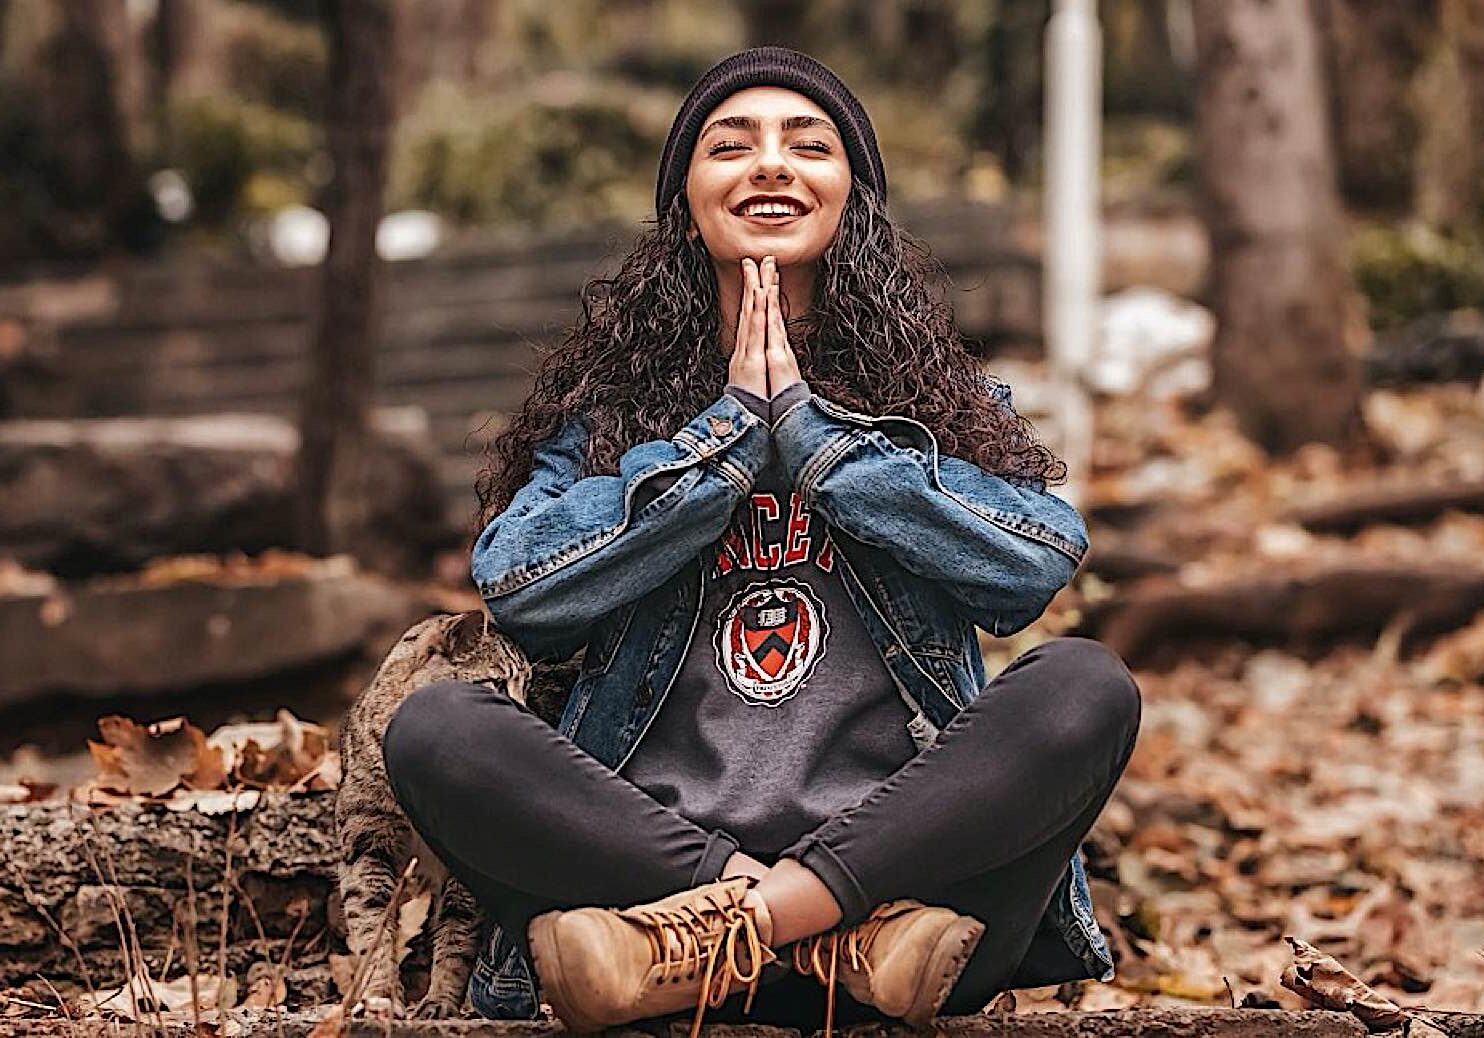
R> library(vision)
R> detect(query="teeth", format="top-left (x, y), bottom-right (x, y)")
top-left (742, 202), bottom-right (802, 217)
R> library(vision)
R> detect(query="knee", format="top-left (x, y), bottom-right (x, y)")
top-left (1027, 637), bottom-right (1141, 756)
top-left (381, 680), bottom-right (484, 797)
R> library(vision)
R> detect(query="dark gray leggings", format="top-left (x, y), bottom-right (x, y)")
top-left (382, 636), bottom-right (1140, 1028)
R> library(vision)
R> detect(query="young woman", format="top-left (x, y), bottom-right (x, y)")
top-left (383, 46), bottom-right (1141, 1038)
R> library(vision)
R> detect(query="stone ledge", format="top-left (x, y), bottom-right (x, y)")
top-left (5, 1007), bottom-right (1458, 1037)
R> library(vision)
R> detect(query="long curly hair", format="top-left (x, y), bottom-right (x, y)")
top-left (471, 182), bottom-right (1066, 538)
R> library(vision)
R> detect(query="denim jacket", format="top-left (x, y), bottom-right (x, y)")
top-left (465, 381), bottom-right (1113, 1018)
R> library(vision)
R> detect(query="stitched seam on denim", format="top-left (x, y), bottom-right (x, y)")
top-left (834, 549), bottom-right (961, 711)
top-left (939, 486), bottom-right (1086, 563)
top-left (804, 403), bottom-right (1083, 564)
top-left (717, 457), bottom-right (752, 494)
top-left (479, 460), bottom-right (700, 597)
top-left (798, 429), bottom-right (867, 509)
top-left (587, 603), bottom-right (638, 676)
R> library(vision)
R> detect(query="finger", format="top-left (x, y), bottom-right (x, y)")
top-left (734, 259), bottom-right (756, 356)
top-left (748, 259), bottom-right (767, 361)
top-left (767, 280), bottom-right (801, 385)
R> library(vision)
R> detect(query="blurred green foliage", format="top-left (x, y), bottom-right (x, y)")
top-left (168, 95), bottom-right (320, 222)
top-left (390, 85), bottom-right (656, 228)
top-left (1351, 223), bottom-right (1484, 330)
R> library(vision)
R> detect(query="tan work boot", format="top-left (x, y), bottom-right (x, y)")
top-left (527, 875), bottom-right (779, 1037)
top-left (790, 899), bottom-right (985, 1037)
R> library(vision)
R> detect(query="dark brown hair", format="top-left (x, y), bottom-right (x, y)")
top-left (471, 183), bottom-right (1066, 538)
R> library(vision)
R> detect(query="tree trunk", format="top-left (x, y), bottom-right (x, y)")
top-left (1191, 0), bottom-right (1364, 454)
top-left (1410, 0), bottom-right (1484, 228)
top-left (1317, 0), bottom-right (1433, 212)
top-left (295, 0), bottom-right (396, 562)
top-left (34, 0), bottom-right (133, 257)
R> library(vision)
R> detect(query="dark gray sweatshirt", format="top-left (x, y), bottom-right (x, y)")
top-left (621, 381), bottom-right (919, 857)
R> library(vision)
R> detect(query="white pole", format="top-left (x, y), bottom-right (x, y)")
top-left (1044, 0), bottom-right (1102, 508)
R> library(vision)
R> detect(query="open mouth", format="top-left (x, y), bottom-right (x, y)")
top-left (731, 198), bottom-right (809, 226)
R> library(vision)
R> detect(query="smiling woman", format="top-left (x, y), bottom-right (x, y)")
top-left (384, 44), bottom-right (1137, 1038)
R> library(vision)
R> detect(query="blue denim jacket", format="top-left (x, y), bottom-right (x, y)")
top-left (466, 382), bottom-right (1114, 1018)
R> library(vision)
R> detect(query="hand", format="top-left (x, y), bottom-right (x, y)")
top-left (761, 256), bottom-right (802, 396)
top-left (727, 258), bottom-right (768, 399)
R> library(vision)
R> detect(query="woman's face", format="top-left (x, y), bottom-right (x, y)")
top-left (684, 86), bottom-right (851, 269)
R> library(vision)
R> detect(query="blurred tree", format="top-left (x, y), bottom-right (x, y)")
top-left (1317, 0), bottom-right (1432, 213)
top-left (32, 0), bottom-right (137, 256)
top-left (973, 0), bottom-right (1046, 181)
top-left (294, 0), bottom-right (395, 560)
top-left (1410, 0), bottom-right (1484, 228)
top-left (1192, 0), bottom-right (1363, 453)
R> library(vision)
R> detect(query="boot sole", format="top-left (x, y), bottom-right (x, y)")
top-left (902, 916), bottom-right (987, 1027)
top-left (527, 911), bottom-right (612, 1035)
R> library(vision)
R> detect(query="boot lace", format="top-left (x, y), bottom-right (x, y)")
top-left (626, 883), bottom-right (778, 1038)
top-left (790, 902), bottom-right (898, 1038)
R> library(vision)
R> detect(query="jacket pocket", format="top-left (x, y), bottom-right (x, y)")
top-left (469, 925), bottom-right (541, 1021)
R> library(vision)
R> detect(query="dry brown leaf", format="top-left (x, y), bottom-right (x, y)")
top-left (77, 972), bottom-right (227, 1019)
top-left (1280, 935), bottom-right (1407, 1031)
top-left (240, 962), bottom-right (286, 1010)
top-left (307, 1004), bottom-right (344, 1038)
top-left (231, 710), bottom-right (332, 790)
top-left (0, 780), bottom-right (55, 804)
top-left (395, 892), bottom-right (431, 966)
top-left (89, 716), bottom-right (226, 798)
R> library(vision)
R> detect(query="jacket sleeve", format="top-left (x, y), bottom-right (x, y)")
top-left (770, 382), bottom-right (1089, 637)
top-left (472, 392), bottom-right (771, 659)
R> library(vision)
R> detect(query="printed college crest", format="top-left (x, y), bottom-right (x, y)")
top-left (713, 578), bottom-right (830, 707)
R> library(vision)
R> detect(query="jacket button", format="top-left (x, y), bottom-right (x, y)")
top-left (707, 415), bottom-right (733, 437)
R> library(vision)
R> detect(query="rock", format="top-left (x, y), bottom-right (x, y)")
top-left (0, 410), bottom-right (454, 580)
top-left (0, 794), bottom-right (339, 988)
top-left (0, 1007), bottom-right (1421, 1036)
top-left (0, 555), bottom-right (413, 701)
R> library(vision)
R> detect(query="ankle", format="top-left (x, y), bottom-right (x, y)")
top-left (752, 859), bottom-right (843, 947)
top-left (741, 888), bottom-right (775, 947)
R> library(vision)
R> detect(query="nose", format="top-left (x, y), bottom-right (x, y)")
top-left (750, 133), bottom-right (794, 185)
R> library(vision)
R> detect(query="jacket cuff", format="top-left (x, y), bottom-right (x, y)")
top-left (724, 383), bottom-right (772, 423)
top-left (674, 391), bottom-right (772, 488)
top-left (772, 392), bottom-right (937, 502)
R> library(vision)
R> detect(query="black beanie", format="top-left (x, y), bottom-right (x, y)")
top-left (655, 46), bottom-right (888, 220)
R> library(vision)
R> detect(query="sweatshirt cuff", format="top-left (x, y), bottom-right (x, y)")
top-left (724, 384), bottom-right (772, 423)
top-left (767, 380), bottom-right (812, 426)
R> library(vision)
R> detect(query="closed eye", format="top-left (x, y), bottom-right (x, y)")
top-left (707, 141), bottom-right (833, 155)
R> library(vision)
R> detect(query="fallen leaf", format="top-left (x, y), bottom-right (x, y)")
top-left (164, 789), bottom-right (261, 814)
top-left (76, 972), bottom-right (226, 1019)
top-left (396, 891), bottom-right (431, 965)
top-left (307, 1004), bottom-right (343, 1038)
top-left (240, 962), bottom-right (286, 1009)
top-left (89, 716), bottom-right (226, 798)
top-left (1280, 935), bottom-right (1407, 1031)
top-left (230, 710), bottom-right (333, 790)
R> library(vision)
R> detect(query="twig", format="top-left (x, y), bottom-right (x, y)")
top-left (34, 975), bottom-right (73, 1021)
top-left (10, 868), bottom-right (99, 1006)
top-left (217, 800), bottom-right (242, 1016)
top-left (182, 845), bottom-right (202, 1037)
top-left (75, 823), bottom-right (157, 1037)
top-left (82, 820), bottom-right (166, 1038)
top-left (6, 993), bottom-right (63, 1015)
top-left (341, 857), bottom-right (419, 1019)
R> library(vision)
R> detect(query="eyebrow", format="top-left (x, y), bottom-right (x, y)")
top-left (700, 114), bottom-right (840, 139)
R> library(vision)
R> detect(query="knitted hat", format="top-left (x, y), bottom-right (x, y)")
top-left (655, 46), bottom-right (888, 220)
